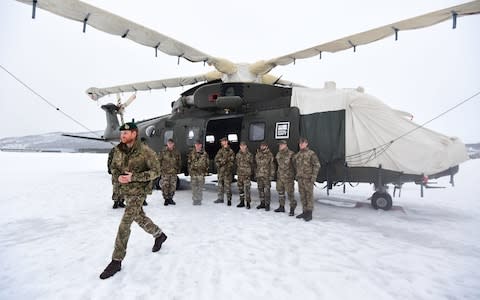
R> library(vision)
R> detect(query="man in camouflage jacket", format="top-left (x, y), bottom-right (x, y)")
top-left (235, 141), bottom-right (254, 209)
top-left (108, 145), bottom-right (125, 209)
top-left (274, 140), bottom-right (297, 216)
top-left (255, 142), bottom-right (275, 211)
top-left (293, 137), bottom-right (321, 222)
top-left (100, 121), bottom-right (167, 280)
top-left (188, 140), bottom-right (209, 205)
top-left (214, 137), bottom-right (235, 205)
top-left (158, 138), bottom-right (181, 206)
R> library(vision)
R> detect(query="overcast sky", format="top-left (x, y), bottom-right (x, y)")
top-left (1, 0), bottom-right (479, 142)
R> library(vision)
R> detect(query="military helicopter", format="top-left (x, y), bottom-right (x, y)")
top-left (13, 0), bottom-right (480, 210)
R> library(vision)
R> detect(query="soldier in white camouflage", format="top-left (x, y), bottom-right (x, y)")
top-left (293, 137), bottom-right (321, 222)
top-left (214, 137), bottom-right (235, 206)
top-left (188, 140), bottom-right (209, 205)
top-left (255, 141), bottom-right (275, 211)
top-left (100, 121), bottom-right (167, 280)
top-left (274, 140), bottom-right (297, 216)
top-left (235, 141), bottom-right (254, 209)
top-left (158, 138), bottom-right (181, 206)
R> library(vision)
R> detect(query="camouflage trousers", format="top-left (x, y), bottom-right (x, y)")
top-left (276, 176), bottom-right (296, 209)
top-left (237, 175), bottom-right (251, 203)
top-left (191, 175), bottom-right (205, 203)
top-left (297, 178), bottom-right (314, 211)
top-left (111, 177), bottom-right (121, 201)
top-left (161, 174), bottom-right (177, 200)
top-left (217, 172), bottom-right (232, 201)
top-left (112, 195), bottom-right (162, 261)
top-left (256, 176), bottom-right (271, 205)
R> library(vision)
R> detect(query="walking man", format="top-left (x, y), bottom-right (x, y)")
top-left (188, 140), bottom-right (209, 205)
top-left (235, 141), bottom-right (254, 209)
top-left (293, 137), bottom-right (321, 222)
top-left (274, 140), bottom-right (297, 216)
top-left (214, 137), bottom-right (235, 205)
top-left (158, 138), bottom-right (181, 206)
top-left (255, 141), bottom-right (275, 211)
top-left (100, 121), bottom-right (167, 279)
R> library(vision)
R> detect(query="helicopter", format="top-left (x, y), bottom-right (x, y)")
top-left (11, 0), bottom-right (480, 210)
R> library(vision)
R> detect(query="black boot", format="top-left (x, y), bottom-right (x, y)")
top-left (265, 204), bottom-right (270, 211)
top-left (237, 201), bottom-right (245, 208)
top-left (99, 260), bottom-right (121, 279)
top-left (164, 199), bottom-right (169, 206)
top-left (118, 200), bottom-right (125, 208)
top-left (143, 200), bottom-right (148, 206)
top-left (168, 198), bottom-right (176, 205)
top-left (304, 210), bottom-right (313, 222)
top-left (112, 201), bottom-right (119, 209)
top-left (227, 200), bottom-right (232, 206)
top-left (296, 211), bottom-right (305, 219)
top-left (246, 202), bottom-right (251, 209)
top-left (274, 205), bottom-right (285, 213)
top-left (214, 199), bottom-right (224, 204)
top-left (289, 207), bottom-right (295, 216)
top-left (152, 232), bottom-right (168, 252)
top-left (256, 201), bottom-right (266, 209)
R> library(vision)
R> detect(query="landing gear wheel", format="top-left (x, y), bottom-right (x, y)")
top-left (371, 192), bottom-right (392, 210)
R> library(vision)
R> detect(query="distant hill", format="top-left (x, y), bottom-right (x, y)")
top-left (0, 132), bottom-right (114, 153)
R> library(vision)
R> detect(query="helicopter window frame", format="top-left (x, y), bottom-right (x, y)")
top-left (249, 122), bottom-right (265, 142)
top-left (163, 129), bottom-right (173, 145)
top-left (186, 126), bottom-right (201, 147)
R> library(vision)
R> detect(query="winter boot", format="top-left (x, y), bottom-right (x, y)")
top-left (265, 204), bottom-right (270, 211)
top-left (168, 198), bottom-right (176, 205)
top-left (289, 207), bottom-right (295, 216)
top-left (164, 199), bottom-right (169, 206)
top-left (152, 232), bottom-right (168, 252)
top-left (227, 200), bottom-right (232, 206)
top-left (246, 202), bottom-right (251, 209)
top-left (118, 200), bottom-right (126, 208)
top-left (112, 201), bottom-right (119, 209)
top-left (274, 205), bottom-right (285, 213)
top-left (143, 200), bottom-right (148, 206)
top-left (296, 211), bottom-right (305, 219)
top-left (193, 200), bottom-right (201, 205)
top-left (303, 210), bottom-right (313, 222)
top-left (256, 201), bottom-right (266, 209)
top-left (99, 260), bottom-right (121, 280)
top-left (214, 199), bottom-right (224, 204)
top-left (237, 201), bottom-right (245, 208)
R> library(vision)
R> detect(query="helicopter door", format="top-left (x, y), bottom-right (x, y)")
top-left (205, 117), bottom-right (242, 160)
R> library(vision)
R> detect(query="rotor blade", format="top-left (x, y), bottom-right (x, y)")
top-left (256, 1), bottom-right (480, 75)
top-left (85, 71), bottom-right (222, 100)
top-left (14, 0), bottom-right (233, 68)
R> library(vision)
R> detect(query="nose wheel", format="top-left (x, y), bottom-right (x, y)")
top-left (371, 191), bottom-right (392, 210)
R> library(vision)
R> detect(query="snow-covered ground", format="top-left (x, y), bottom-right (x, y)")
top-left (0, 151), bottom-right (479, 300)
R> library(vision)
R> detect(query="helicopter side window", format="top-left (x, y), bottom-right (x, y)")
top-left (249, 122), bottom-right (265, 141)
top-left (163, 129), bottom-right (173, 145)
top-left (186, 127), bottom-right (200, 146)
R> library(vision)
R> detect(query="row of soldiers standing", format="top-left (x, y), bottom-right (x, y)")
top-left (212, 137), bottom-right (321, 222)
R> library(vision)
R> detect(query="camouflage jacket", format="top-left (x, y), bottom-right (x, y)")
top-left (293, 148), bottom-right (320, 181)
top-left (275, 147), bottom-right (295, 179)
top-left (214, 146), bottom-right (235, 175)
top-left (187, 149), bottom-right (209, 176)
top-left (107, 145), bottom-right (119, 175)
top-left (255, 148), bottom-right (275, 179)
top-left (158, 147), bottom-right (181, 175)
top-left (110, 140), bottom-right (160, 197)
top-left (235, 150), bottom-right (254, 177)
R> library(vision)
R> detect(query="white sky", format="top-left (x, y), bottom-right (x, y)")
top-left (1, 0), bottom-right (479, 142)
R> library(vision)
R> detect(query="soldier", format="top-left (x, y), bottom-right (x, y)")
top-left (188, 139), bottom-right (209, 205)
top-left (235, 141), bottom-right (254, 209)
top-left (255, 141), bottom-right (275, 211)
top-left (158, 138), bottom-right (181, 206)
top-left (274, 140), bottom-right (297, 216)
top-left (293, 137), bottom-right (321, 222)
top-left (108, 144), bottom-right (125, 209)
top-left (100, 121), bottom-right (167, 280)
top-left (214, 137), bottom-right (235, 206)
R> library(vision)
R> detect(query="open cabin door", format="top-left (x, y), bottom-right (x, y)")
top-left (205, 116), bottom-right (243, 164)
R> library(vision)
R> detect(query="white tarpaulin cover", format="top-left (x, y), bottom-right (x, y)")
top-left (291, 85), bottom-right (469, 175)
